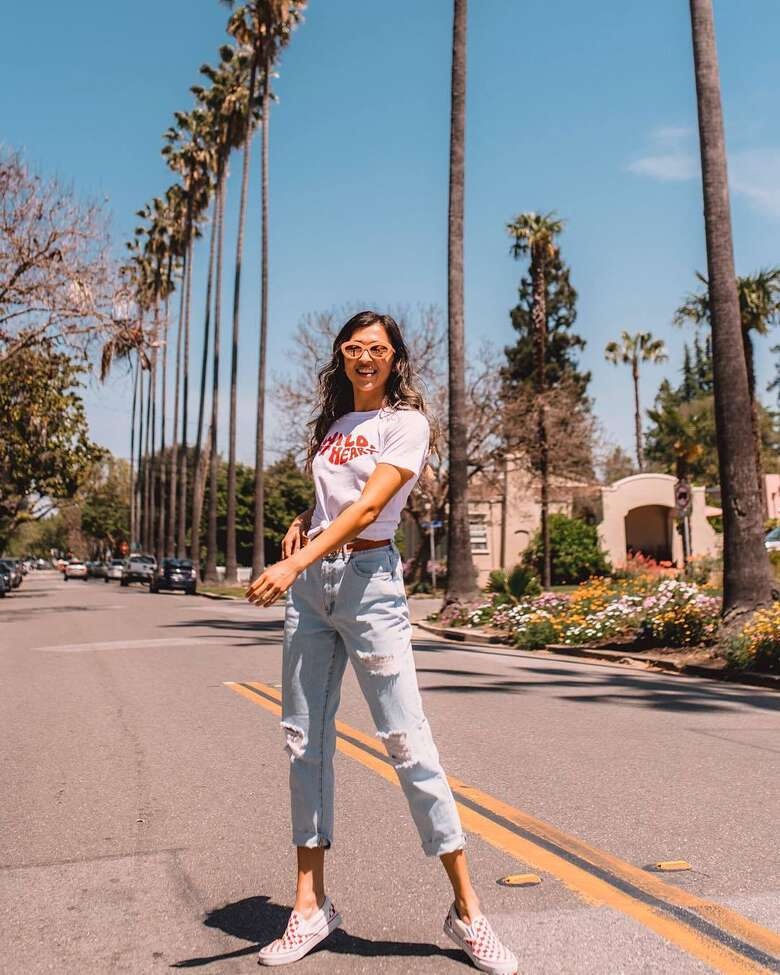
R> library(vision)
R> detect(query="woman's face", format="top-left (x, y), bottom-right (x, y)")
top-left (340, 323), bottom-right (395, 399)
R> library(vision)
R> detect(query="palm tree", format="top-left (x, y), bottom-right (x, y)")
top-left (191, 47), bottom-right (258, 583)
top-left (506, 212), bottom-right (564, 588)
top-left (163, 117), bottom-right (211, 559)
top-left (206, 175), bottom-right (226, 582)
top-left (444, 0), bottom-right (478, 605)
top-left (604, 331), bottom-right (668, 471)
top-left (189, 190), bottom-right (218, 579)
top-left (223, 1), bottom-right (307, 578)
top-left (675, 269), bottom-right (780, 510)
top-left (688, 0), bottom-right (774, 626)
top-left (224, 47), bottom-right (257, 586)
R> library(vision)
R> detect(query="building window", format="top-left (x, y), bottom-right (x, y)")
top-left (469, 516), bottom-right (489, 554)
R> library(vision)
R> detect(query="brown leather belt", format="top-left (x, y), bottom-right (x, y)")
top-left (326, 537), bottom-right (391, 557)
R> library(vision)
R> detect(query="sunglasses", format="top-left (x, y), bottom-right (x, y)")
top-left (340, 340), bottom-right (395, 361)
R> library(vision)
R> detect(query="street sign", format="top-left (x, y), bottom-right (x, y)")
top-left (674, 479), bottom-right (692, 517)
top-left (421, 520), bottom-right (443, 529)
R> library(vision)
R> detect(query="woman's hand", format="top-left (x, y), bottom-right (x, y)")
top-left (246, 557), bottom-right (303, 607)
top-left (281, 509), bottom-right (311, 559)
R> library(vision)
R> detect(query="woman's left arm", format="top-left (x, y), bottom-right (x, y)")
top-left (246, 463), bottom-right (412, 606)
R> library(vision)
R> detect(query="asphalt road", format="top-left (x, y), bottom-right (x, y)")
top-left (1, 571), bottom-right (778, 975)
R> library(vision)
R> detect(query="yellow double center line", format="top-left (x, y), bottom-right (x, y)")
top-left (226, 680), bottom-right (780, 974)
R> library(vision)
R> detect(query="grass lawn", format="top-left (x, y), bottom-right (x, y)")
top-left (198, 583), bottom-right (247, 599)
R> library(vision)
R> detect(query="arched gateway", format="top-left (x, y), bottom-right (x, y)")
top-left (598, 473), bottom-right (721, 569)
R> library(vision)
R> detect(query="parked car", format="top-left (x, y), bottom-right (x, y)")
top-left (0, 565), bottom-right (10, 596)
top-left (105, 558), bottom-right (125, 582)
top-left (765, 526), bottom-right (780, 552)
top-left (0, 559), bottom-right (22, 588)
top-left (86, 560), bottom-right (108, 579)
top-left (150, 558), bottom-right (197, 595)
top-left (121, 555), bottom-right (157, 586)
top-left (64, 559), bottom-right (88, 581)
top-left (35, 558), bottom-right (49, 570)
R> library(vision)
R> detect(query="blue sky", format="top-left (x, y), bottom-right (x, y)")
top-left (3, 0), bottom-right (779, 467)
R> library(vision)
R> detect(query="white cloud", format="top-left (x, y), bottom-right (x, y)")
top-left (627, 127), bottom-right (780, 219)
top-left (730, 148), bottom-right (780, 219)
top-left (627, 152), bottom-right (698, 182)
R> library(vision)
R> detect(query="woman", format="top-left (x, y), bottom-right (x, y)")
top-left (247, 311), bottom-right (517, 974)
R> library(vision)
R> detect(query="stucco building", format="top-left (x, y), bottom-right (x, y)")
top-left (405, 455), bottom-right (725, 587)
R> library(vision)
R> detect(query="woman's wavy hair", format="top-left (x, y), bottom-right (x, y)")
top-left (305, 310), bottom-right (438, 470)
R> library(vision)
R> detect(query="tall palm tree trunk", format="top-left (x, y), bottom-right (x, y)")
top-left (206, 177), bottom-right (226, 582)
top-left (444, 0), bottom-right (477, 605)
top-left (742, 333), bottom-right (767, 517)
top-left (177, 237), bottom-right (193, 558)
top-left (136, 364), bottom-right (145, 552)
top-left (252, 66), bottom-right (271, 579)
top-left (632, 360), bottom-right (644, 471)
top-left (190, 193), bottom-right (218, 579)
top-left (167, 261), bottom-right (186, 556)
top-left (689, 0), bottom-right (774, 624)
top-left (226, 128), bottom-right (255, 584)
top-left (129, 357), bottom-right (139, 551)
top-left (143, 343), bottom-right (154, 552)
top-left (531, 252), bottom-right (551, 588)
top-left (147, 311), bottom-right (158, 556)
top-left (156, 302), bottom-right (169, 561)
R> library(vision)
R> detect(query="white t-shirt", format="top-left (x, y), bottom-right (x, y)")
top-left (306, 407), bottom-right (431, 542)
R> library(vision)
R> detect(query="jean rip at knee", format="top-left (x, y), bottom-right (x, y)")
top-left (281, 720), bottom-right (306, 762)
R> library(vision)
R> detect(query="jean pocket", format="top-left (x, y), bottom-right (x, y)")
top-left (349, 549), bottom-right (395, 580)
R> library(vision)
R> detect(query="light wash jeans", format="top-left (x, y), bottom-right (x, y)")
top-left (281, 541), bottom-right (466, 857)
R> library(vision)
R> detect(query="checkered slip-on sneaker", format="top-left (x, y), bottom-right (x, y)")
top-left (257, 896), bottom-right (342, 967)
top-left (443, 902), bottom-right (518, 975)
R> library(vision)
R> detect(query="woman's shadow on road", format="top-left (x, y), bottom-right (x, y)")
top-left (171, 894), bottom-right (463, 968)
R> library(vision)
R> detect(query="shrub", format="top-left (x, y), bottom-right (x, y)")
top-left (612, 551), bottom-right (678, 580)
top-left (514, 616), bottom-right (559, 650)
top-left (486, 564), bottom-right (541, 602)
top-left (726, 603), bottom-right (780, 673)
top-left (685, 553), bottom-right (721, 587)
top-left (769, 551), bottom-right (780, 585)
top-left (522, 514), bottom-right (611, 585)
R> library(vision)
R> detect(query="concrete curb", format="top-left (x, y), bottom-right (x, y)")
top-left (198, 590), bottom-right (243, 602)
top-left (414, 621), bottom-right (780, 691)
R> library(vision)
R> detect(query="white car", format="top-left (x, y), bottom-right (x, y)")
top-left (765, 527), bottom-right (780, 552)
top-left (64, 560), bottom-right (88, 581)
top-left (105, 558), bottom-right (125, 582)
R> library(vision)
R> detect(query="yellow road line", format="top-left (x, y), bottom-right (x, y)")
top-left (226, 679), bottom-right (780, 974)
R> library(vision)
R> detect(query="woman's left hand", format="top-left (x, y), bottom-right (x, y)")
top-left (246, 557), bottom-right (302, 607)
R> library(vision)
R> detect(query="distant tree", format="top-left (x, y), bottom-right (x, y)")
top-left (0, 149), bottom-right (126, 364)
top-left (604, 330), bottom-right (668, 471)
top-left (501, 250), bottom-right (590, 402)
top-left (600, 445), bottom-right (637, 484)
top-left (80, 456), bottom-right (131, 557)
top-left (506, 211), bottom-right (565, 588)
top-left (676, 269), bottom-right (780, 507)
top-left (261, 454), bottom-right (314, 562)
top-left (0, 344), bottom-right (102, 547)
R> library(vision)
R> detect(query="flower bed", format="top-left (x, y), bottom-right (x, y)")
top-left (726, 603), bottom-right (780, 673)
top-left (434, 575), bottom-right (721, 651)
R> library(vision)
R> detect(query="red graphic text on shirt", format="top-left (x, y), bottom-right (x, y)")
top-left (318, 431), bottom-right (378, 465)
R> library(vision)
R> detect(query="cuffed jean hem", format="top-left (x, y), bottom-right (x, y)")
top-left (421, 832), bottom-right (467, 857)
top-left (293, 833), bottom-right (332, 850)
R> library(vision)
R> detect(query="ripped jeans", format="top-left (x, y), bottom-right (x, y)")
top-left (281, 541), bottom-right (466, 857)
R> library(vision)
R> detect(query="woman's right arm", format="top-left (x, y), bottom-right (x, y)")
top-left (281, 506), bottom-right (314, 558)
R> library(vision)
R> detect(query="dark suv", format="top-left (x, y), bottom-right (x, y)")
top-left (150, 558), bottom-right (197, 595)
